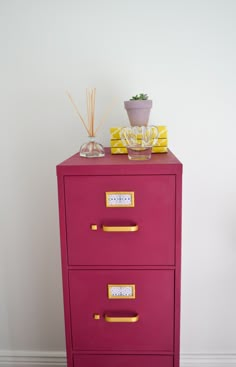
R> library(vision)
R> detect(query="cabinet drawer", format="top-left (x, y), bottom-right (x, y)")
top-left (74, 354), bottom-right (173, 367)
top-left (69, 270), bottom-right (174, 352)
top-left (65, 175), bottom-right (175, 265)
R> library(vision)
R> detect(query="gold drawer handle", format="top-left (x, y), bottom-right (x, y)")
top-left (104, 313), bottom-right (139, 323)
top-left (102, 225), bottom-right (138, 232)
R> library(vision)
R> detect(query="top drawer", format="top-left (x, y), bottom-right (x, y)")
top-left (64, 175), bottom-right (175, 266)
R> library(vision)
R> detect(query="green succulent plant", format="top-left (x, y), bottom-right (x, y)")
top-left (130, 93), bottom-right (148, 101)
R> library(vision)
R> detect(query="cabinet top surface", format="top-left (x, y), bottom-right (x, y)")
top-left (57, 148), bottom-right (182, 176)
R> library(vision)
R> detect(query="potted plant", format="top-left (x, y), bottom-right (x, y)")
top-left (124, 93), bottom-right (152, 126)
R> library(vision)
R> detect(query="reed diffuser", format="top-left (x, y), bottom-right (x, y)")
top-left (67, 88), bottom-right (110, 158)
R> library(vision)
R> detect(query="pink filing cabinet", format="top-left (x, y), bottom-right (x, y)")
top-left (56, 148), bottom-right (182, 367)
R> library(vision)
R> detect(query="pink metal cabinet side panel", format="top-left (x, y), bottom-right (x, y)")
top-left (57, 176), bottom-right (73, 367)
top-left (174, 169), bottom-right (183, 367)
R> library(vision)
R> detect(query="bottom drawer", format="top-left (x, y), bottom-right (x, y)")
top-left (74, 354), bottom-right (173, 367)
top-left (70, 270), bottom-right (174, 351)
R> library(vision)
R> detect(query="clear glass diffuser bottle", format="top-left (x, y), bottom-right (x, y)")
top-left (80, 136), bottom-right (105, 158)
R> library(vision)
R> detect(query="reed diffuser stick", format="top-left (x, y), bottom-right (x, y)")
top-left (92, 88), bottom-right (96, 136)
top-left (67, 92), bottom-right (90, 135)
top-left (67, 88), bottom-right (114, 138)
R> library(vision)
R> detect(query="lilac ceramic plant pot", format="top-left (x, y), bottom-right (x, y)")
top-left (124, 100), bottom-right (152, 126)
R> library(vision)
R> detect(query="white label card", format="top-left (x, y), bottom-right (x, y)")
top-left (108, 284), bottom-right (135, 299)
top-left (106, 192), bottom-right (134, 207)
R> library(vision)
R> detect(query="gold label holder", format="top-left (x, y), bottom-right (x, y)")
top-left (108, 284), bottom-right (136, 299)
top-left (105, 192), bottom-right (135, 208)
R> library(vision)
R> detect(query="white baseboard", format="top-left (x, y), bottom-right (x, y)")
top-left (181, 353), bottom-right (236, 367)
top-left (0, 351), bottom-right (66, 367)
top-left (0, 351), bottom-right (236, 367)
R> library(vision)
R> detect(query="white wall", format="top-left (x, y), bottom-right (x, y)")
top-left (1, 0), bottom-right (236, 361)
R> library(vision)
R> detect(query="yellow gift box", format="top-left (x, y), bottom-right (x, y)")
top-left (111, 147), bottom-right (168, 154)
top-left (110, 125), bottom-right (168, 140)
top-left (110, 138), bottom-right (168, 148)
